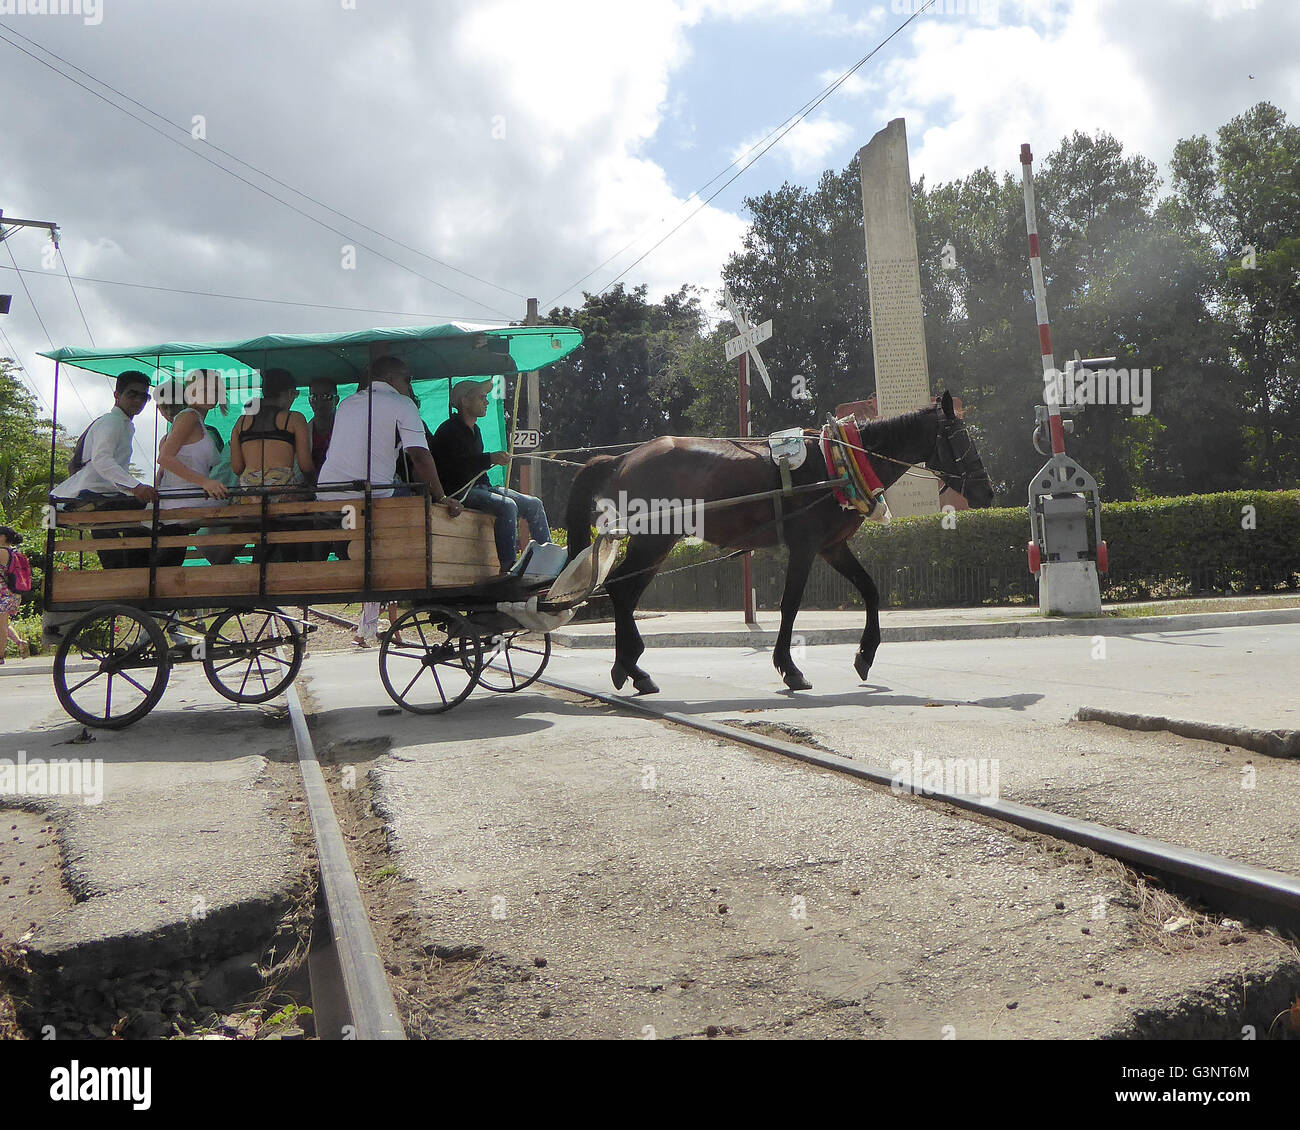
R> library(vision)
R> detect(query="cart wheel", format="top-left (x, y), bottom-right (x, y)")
top-left (203, 610), bottom-right (304, 703)
top-left (476, 631), bottom-right (552, 693)
top-left (54, 604), bottom-right (171, 729)
top-left (1027, 540), bottom-right (1042, 575)
top-left (380, 607), bottom-right (482, 714)
top-left (1095, 540), bottom-right (1109, 575)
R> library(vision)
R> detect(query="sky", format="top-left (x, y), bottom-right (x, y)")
top-left (1, 0), bottom-right (1297, 455)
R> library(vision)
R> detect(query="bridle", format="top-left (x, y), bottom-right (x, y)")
top-left (931, 418), bottom-right (990, 496)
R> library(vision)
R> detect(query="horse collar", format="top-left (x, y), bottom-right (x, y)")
top-left (820, 417), bottom-right (889, 522)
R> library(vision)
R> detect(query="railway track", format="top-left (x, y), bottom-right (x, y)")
top-left (272, 621), bottom-right (1299, 1037)
top-left (531, 670), bottom-right (1300, 939)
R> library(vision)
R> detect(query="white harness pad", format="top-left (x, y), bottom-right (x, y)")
top-left (767, 428), bottom-right (808, 470)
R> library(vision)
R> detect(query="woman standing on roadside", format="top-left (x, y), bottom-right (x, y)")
top-left (0, 525), bottom-right (30, 662)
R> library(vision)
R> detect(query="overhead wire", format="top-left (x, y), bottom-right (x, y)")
top-left (0, 263), bottom-right (511, 322)
top-left (56, 246), bottom-right (96, 347)
top-left (3, 240), bottom-right (97, 425)
top-left (0, 323), bottom-right (55, 418)
top-left (0, 27), bottom-right (518, 320)
top-left (544, 0), bottom-right (938, 310)
top-left (0, 24), bottom-right (528, 305)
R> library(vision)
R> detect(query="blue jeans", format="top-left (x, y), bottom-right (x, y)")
top-left (463, 486), bottom-right (550, 569)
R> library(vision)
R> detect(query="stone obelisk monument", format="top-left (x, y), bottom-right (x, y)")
top-left (859, 118), bottom-right (941, 516)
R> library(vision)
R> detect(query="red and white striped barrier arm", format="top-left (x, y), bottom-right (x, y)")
top-left (1020, 143), bottom-right (1066, 456)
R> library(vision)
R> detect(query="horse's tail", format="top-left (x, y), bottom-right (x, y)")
top-left (565, 453), bottom-right (622, 561)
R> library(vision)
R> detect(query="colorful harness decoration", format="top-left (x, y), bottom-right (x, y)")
top-left (820, 416), bottom-right (891, 523)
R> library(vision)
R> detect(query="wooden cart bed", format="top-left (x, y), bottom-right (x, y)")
top-left (48, 495), bottom-right (500, 609)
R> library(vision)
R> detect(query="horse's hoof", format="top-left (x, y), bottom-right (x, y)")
top-left (611, 662), bottom-right (629, 690)
top-left (782, 671), bottom-right (813, 691)
top-left (854, 652), bottom-right (873, 681)
top-left (632, 675), bottom-right (659, 695)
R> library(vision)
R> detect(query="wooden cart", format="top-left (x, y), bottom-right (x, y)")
top-left (40, 323), bottom-right (615, 727)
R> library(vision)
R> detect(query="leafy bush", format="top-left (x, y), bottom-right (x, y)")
top-left (562, 490), bottom-right (1300, 608)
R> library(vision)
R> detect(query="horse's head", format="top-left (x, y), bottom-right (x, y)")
top-left (928, 391), bottom-right (995, 508)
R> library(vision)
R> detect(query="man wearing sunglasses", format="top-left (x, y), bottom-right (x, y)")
top-left (307, 381), bottom-right (339, 477)
top-left (51, 370), bottom-right (161, 570)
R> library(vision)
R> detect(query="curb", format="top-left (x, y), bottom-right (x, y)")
top-left (1076, 706), bottom-right (1300, 760)
top-left (551, 607), bottom-right (1300, 649)
top-left (0, 660), bottom-right (95, 678)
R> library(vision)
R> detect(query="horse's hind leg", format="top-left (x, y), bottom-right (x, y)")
top-left (820, 540), bottom-right (880, 681)
top-left (605, 533), bottom-right (677, 695)
top-left (774, 543), bottom-right (818, 691)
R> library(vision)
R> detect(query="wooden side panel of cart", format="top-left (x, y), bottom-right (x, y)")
top-left (48, 496), bottom-right (499, 608)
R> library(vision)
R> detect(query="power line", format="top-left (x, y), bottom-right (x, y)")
top-left (56, 246), bottom-right (95, 347)
top-left (0, 24), bottom-right (527, 306)
top-left (546, 1), bottom-right (937, 310)
top-left (0, 263), bottom-right (511, 322)
top-left (3, 240), bottom-right (96, 424)
top-left (0, 27), bottom-right (517, 320)
top-left (0, 323), bottom-right (55, 418)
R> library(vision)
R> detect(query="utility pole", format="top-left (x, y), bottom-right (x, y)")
top-left (518, 297), bottom-right (540, 549)
top-left (0, 209), bottom-right (61, 317)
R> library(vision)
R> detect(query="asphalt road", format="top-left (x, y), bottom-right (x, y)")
top-left (550, 624), bottom-right (1300, 875)
top-left (300, 632), bottom-right (1298, 1039)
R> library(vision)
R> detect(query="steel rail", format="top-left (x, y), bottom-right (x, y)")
top-left (282, 667), bottom-right (406, 1039)
top-left (537, 672), bottom-right (1300, 936)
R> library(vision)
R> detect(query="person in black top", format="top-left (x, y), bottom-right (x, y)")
top-left (430, 379), bottom-right (550, 571)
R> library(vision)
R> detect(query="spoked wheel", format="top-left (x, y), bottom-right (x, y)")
top-left (54, 604), bottom-right (171, 729)
top-left (475, 630), bottom-right (552, 693)
top-left (379, 607), bottom-right (482, 714)
top-left (203, 609), bottom-right (304, 703)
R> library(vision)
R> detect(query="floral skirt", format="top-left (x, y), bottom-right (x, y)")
top-left (0, 582), bottom-right (20, 617)
top-left (238, 466), bottom-right (301, 504)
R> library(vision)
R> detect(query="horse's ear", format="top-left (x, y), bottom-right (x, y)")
top-left (941, 390), bottom-right (955, 419)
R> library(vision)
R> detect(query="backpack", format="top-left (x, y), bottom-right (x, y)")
top-left (3, 549), bottom-right (32, 594)
top-left (68, 422), bottom-right (94, 474)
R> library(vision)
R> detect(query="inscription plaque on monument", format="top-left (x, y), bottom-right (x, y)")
top-left (859, 118), bottom-right (940, 516)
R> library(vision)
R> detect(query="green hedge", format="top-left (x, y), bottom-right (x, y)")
top-left (557, 489), bottom-right (1300, 608)
top-left (844, 489), bottom-right (1299, 603)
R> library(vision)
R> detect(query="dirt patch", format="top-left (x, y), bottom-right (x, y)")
top-left (308, 735), bottom-right (531, 1039)
top-left (718, 718), bottom-right (841, 756)
top-left (0, 804), bottom-right (74, 1039)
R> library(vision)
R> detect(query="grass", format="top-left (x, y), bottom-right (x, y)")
top-left (1105, 594), bottom-right (1300, 618)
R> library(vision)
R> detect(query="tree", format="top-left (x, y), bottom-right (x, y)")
top-left (1170, 102), bottom-right (1300, 484)
top-left (1, 357), bottom-right (70, 531)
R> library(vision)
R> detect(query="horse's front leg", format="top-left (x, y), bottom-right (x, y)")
top-left (773, 544), bottom-right (817, 690)
top-left (820, 540), bottom-right (880, 680)
top-left (606, 534), bottom-right (677, 695)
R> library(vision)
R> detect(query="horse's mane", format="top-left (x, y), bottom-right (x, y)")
top-left (853, 404), bottom-right (936, 450)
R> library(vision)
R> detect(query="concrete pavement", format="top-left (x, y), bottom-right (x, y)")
top-left (548, 624), bottom-right (1300, 876)
top-left (299, 646), bottom-right (1298, 1038)
top-left (1, 665), bottom-right (305, 980)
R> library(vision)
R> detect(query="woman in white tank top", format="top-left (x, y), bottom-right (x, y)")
top-left (155, 372), bottom-right (235, 566)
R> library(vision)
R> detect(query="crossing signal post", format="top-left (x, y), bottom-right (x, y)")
top-left (1020, 147), bottom-right (1109, 614)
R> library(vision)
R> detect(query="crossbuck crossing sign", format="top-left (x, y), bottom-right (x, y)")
top-left (722, 287), bottom-right (773, 395)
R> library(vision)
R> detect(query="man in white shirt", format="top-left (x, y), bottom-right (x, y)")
top-left (317, 356), bottom-right (461, 514)
top-left (51, 370), bottom-right (161, 569)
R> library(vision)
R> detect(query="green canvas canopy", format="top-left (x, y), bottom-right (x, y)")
top-left (40, 323), bottom-right (582, 486)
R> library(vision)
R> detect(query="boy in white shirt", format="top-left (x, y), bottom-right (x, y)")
top-left (52, 370), bottom-right (160, 569)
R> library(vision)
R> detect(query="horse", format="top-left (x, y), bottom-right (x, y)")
top-left (565, 391), bottom-right (994, 695)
